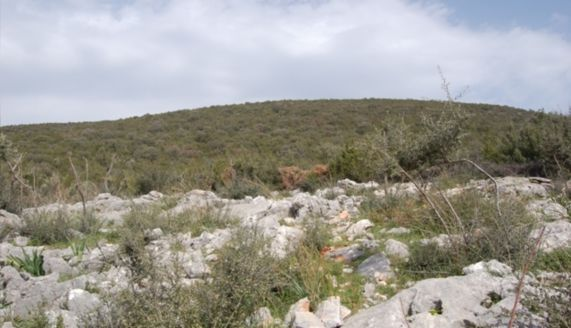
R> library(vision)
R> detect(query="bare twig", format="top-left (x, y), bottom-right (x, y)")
top-left (507, 226), bottom-right (546, 328)
top-left (103, 154), bottom-right (117, 193)
top-left (437, 188), bottom-right (466, 238)
top-left (68, 154), bottom-right (87, 217)
top-left (7, 155), bottom-right (33, 191)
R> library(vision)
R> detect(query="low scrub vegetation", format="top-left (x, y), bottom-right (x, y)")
top-left (402, 193), bottom-right (537, 279)
top-left (19, 210), bottom-right (99, 246)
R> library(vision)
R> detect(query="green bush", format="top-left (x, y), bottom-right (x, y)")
top-left (20, 211), bottom-right (72, 245)
top-left (483, 111), bottom-right (571, 177)
top-left (189, 228), bottom-right (287, 327)
top-left (19, 210), bottom-right (99, 246)
top-left (330, 102), bottom-right (466, 182)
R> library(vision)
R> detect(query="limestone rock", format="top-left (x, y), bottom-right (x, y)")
top-left (345, 220), bottom-right (373, 240)
top-left (343, 260), bottom-right (537, 328)
top-left (67, 289), bottom-right (101, 316)
top-left (357, 253), bottom-right (392, 279)
top-left (531, 220), bottom-right (571, 252)
top-left (385, 227), bottom-right (411, 235)
top-left (315, 296), bottom-right (350, 328)
top-left (384, 239), bottom-right (410, 260)
top-left (291, 312), bottom-right (325, 328)
top-left (325, 245), bottom-right (365, 263)
top-left (285, 298), bottom-right (311, 326)
top-left (249, 307), bottom-right (274, 327)
top-left (43, 256), bottom-right (74, 276)
top-left (526, 199), bottom-right (568, 221)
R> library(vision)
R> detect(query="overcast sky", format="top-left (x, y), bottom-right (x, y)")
top-left (1, 0), bottom-right (570, 126)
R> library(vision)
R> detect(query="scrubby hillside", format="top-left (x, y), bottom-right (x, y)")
top-left (2, 99), bottom-right (569, 206)
top-left (1, 98), bottom-right (570, 327)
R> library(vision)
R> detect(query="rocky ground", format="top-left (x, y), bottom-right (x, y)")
top-left (0, 177), bottom-right (569, 327)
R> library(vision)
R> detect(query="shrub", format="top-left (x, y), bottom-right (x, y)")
top-left (7, 248), bottom-right (45, 276)
top-left (189, 228), bottom-right (287, 327)
top-left (330, 102), bottom-right (466, 182)
top-left (534, 248), bottom-right (571, 272)
top-left (300, 217), bottom-right (332, 252)
top-left (19, 210), bottom-right (100, 246)
top-left (404, 193), bottom-right (537, 279)
top-left (13, 311), bottom-right (50, 328)
top-left (20, 211), bottom-right (71, 245)
top-left (483, 111), bottom-right (571, 177)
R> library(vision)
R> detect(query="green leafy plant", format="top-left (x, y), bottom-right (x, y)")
top-left (70, 239), bottom-right (87, 258)
top-left (6, 248), bottom-right (45, 276)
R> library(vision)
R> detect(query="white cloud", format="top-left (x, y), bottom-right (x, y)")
top-left (1, 0), bottom-right (570, 125)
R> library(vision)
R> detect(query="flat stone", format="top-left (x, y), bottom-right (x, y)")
top-left (356, 253), bottom-right (392, 279)
top-left (325, 245), bottom-right (364, 263)
top-left (291, 312), bottom-right (325, 328)
top-left (384, 239), bottom-right (410, 259)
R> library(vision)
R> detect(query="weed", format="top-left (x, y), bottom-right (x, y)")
top-left (70, 239), bottom-right (87, 258)
top-left (20, 211), bottom-right (71, 245)
top-left (13, 311), bottom-right (50, 328)
top-left (6, 248), bottom-right (45, 276)
top-left (300, 217), bottom-right (332, 252)
top-left (19, 210), bottom-right (100, 246)
top-left (190, 227), bottom-right (286, 327)
top-left (534, 248), bottom-right (571, 272)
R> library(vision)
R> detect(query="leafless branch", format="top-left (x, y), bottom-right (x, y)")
top-left (68, 154), bottom-right (87, 217)
top-left (508, 225), bottom-right (546, 328)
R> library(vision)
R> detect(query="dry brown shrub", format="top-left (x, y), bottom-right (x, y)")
top-left (311, 164), bottom-right (329, 176)
top-left (279, 166), bottom-right (308, 189)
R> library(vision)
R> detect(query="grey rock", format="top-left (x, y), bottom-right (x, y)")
top-left (337, 179), bottom-right (379, 191)
top-left (170, 190), bottom-right (223, 214)
top-left (132, 190), bottom-right (164, 205)
top-left (345, 220), bottom-right (373, 241)
top-left (4, 273), bottom-right (75, 318)
top-left (325, 245), bottom-right (364, 263)
top-left (95, 267), bottom-right (130, 293)
top-left (420, 234), bottom-right (462, 248)
top-left (469, 177), bottom-right (552, 198)
top-left (315, 187), bottom-right (346, 199)
top-left (248, 307), bottom-right (274, 327)
top-left (183, 251), bottom-right (210, 279)
top-left (357, 253), bottom-right (392, 279)
top-left (462, 260), bottom-right (513, 277)
top-left (526, 199), bottom-right (568, 221)
top-left (270, 226), bottom-right (304, 258)
top-left (43, 256), bottom-right (74, 276)
top-left (285, 298), bottom-right (311, 327)
top-left (291, 312), bottom-right (325, 328)
top-left (385, 239), bottom-right (410, 259)
top-left (67, 289), bottom-right (101, 316)
top-left (386, 227), bottom-right (411, 235)
top-left (343, 260), bottom-right (534, 328)
top-left (145, 227), bottom-right (164, 241)
top-left (531, 220), bottom-right (571, 252)
top-left (13, 236), bottom-right (29, 247)
top-left (0, 210), bottom-right (23, 230)
top-left (315, 296), bottom-right (350, 328)
top-left (1, 265), bottom-right (26, 290)
top-left (46, 309), bottom-right (78, 328)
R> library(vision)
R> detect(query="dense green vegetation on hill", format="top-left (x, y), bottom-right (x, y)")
top-left (1, 99), bottom-right (570, 210)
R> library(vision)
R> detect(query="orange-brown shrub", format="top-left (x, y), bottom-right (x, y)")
top-left (279, 164), bottom-right (329, 190)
